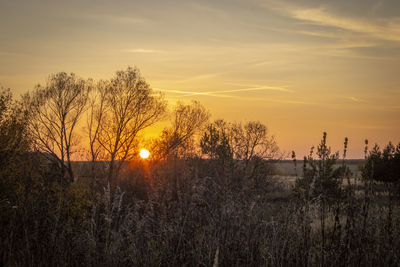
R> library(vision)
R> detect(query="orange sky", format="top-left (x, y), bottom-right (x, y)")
top-left (1, 0), bottom-right (399, 158)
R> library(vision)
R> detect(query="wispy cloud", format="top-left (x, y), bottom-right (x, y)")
top-left (261, 1), bottom-right (400, 43)
top-left (344, 96), bottom-right (366, 103)
top-left (158, 85), bottom-right (293, 98)
top-left (175, 72), bottom-right (226, 83)
top-left (220, 86), bottom-right (293, 94)
top-left (344, 123), bottom-right (387, 130)
top-left (220, 84), bottom-right (294, 93)
top-left (84, 13), bottom-right (148, 25)
top-left (291, 7), bottom-right (400, 42)
top-left (158, 87), bottom-right (315, 105)
top-left (121, 49), bottom-right (165, 53)
top-left (158, 86), bottom-right (400, 110)
top-left (110, 16), bottom-right (147, 24)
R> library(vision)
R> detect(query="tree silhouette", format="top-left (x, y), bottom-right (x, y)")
top-left (156, 100), bottom-right (210, 158)
top-left (201, 120), bottom-right (279, 181)
top-left (363, 142), bottom-right (400, 184)
top-left (0, 86), bottom-right (30, 169)
top-left (26, 73), bottom-right (89, 183)
top-left (200, 119), bottom-right (233, 161)
top-left (96, 67), bottom-right (166, 183)
top-left (86, 80), bottom-right (107, 187)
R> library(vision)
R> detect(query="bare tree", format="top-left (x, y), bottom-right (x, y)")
top-left (153, 100), bottom-right (209, 201)
top-left (231, 121), bottom-right (279, 179)
top-left (0, 86), bottom-right (30, 167)
top-left (86, 80), bottom-right (107, 185)
top-left (202, 120), bottom-right (278, 162)
top-left (97, 67), bottom-right (166, 183)
top-left (231, 121), bottom-right (278, 162)
top-left (201, 120), bottom-right (279, 181)
top-left (155, 100), bottom-right (210, 158)
top-left (27, 73), bottom-right (89, 182)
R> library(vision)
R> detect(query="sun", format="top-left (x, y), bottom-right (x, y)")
top-left (139, 149), bottom-right (150, 159)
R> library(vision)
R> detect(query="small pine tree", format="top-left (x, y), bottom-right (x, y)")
top-left (294, 132), bottom-right (344, 204)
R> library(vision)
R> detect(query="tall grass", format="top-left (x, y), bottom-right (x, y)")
top-left (1, 145), bottom-right (400, 266)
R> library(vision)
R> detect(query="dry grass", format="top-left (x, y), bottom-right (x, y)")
top-left (1, 157), bottom-right (399, 266)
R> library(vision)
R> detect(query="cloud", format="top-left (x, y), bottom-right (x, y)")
top-left (158, 85), bottom-right (399, 110)
top-left (110, 16), bottom-right (147, 24)
top-left (261, 1), bottom-right (400, 43)
top-left (159, 87), bottom-right (315, 105)
top-left (345, 96), bottom-right (365, 103)
top-left (121, 49), bottom-right (165, 53)
top-left (218, 85), bottom-right (294, 93)
top-left (344, 123), bottom-right (387, 130)
top-left (156, 88), bottom-right (236, 98)
top-left (85, 14), bottom-right (148, 25)
top-left (159, 84), bottom-right (293, 98)
top-left (174, 72), bottom-right (226, 83)
top-left (154, 88), bottom-right (237, 99)
top-left (290, 7), bottom-right (400, 42)
top-left (155, 85), bottom-right (301, 106)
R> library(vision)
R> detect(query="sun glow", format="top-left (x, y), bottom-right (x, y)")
top-left (139, 149), bottom-right (150, 159)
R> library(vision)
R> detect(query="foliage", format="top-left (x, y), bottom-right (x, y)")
top-left (200, 119), bottom-right (233, 161)
top-left (294, 132), bottom-right (345, 204)
top-left (363, 142), bottom-right (400, 184)
top-left (0, 87), bottom-right (30, 167)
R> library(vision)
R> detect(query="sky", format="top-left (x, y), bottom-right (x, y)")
top-left (1, 0), bottom-right (399, 158)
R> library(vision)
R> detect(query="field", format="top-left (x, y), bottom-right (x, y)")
top-left (1, 73), bottom-right (399, 266)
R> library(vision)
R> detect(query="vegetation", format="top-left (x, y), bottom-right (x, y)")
top-left (1, 68), bottom-right (399, 266)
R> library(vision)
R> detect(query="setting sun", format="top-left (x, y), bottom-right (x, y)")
top-left (139, 149), bottom-right (150, 159)
top-left (2, 1), bottom-right (400, 265)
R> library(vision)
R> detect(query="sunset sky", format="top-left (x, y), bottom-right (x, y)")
top-left (1, 0), bottom-right (399, 158)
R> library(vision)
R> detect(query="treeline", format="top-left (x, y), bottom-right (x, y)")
top-left (4, 67), bottom-right (278, 186)
top-left (1, 68), bottom-right (400, 266)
